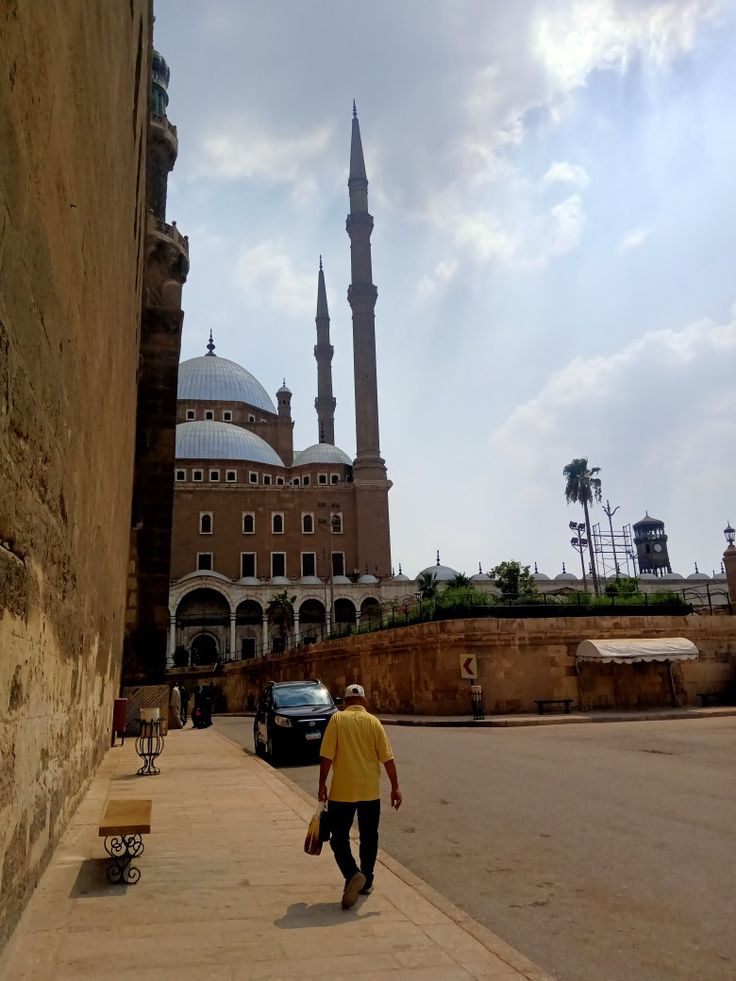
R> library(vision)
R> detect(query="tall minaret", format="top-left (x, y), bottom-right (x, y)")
top-left (314, 257), bottom-right (336, 444)
top-left (347, 103), bottom-right (386, 480)
top-left (345, 104), bottom-right (392, 579)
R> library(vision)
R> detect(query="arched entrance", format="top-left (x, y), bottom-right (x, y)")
top-left (236, 599), bottom-right (263, 659)
top-left (176, 588), bottom-right (230, 662)
top-left (334, 598), bottom-right (356, 636)
top-left (360, 596), bottom-right (381, 630)
top-left (190, 633), bottom-right (219, 665)
top-left (299, 598), bottom-right (326, 645)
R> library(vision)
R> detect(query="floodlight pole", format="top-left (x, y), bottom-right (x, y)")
top-left (602, 499), bottom-right (621, 578)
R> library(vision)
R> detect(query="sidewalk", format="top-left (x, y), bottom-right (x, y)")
top-left (0, 728), bottom-right (552, 981)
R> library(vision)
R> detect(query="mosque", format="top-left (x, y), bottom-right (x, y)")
top-left (167, 110), bottom-right (415, 664)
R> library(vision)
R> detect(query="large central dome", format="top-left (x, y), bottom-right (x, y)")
top-left (178, 355), bottom-right (276, 414)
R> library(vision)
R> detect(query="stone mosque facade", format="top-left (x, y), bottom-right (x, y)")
top-left (168, 110), bottom-right (415, 664)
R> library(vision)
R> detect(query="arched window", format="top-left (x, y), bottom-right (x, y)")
top-left (272, 513), bottom-right (284, 534)
top-left (302, 513), bottom-right (314, 534)
top-left (199, 512), bottom-right (213, 534)
top-left (331, 512), bottom-right (343, 534)
top-left (242, 513), bottom-right (255, 534)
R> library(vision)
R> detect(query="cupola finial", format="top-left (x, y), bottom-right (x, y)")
top-left (562, 561), bottom-right (567, 574)
top-left (398, 563), bottom-right (402, 574)
top-left (319, 254), bottom-right (323, 271)
top-left (352, 99), bottom-right (357, 118)
top-left (205, 329), bottom-right (216, 356)
top-left (534, 562), bottom-right (539, 574)
top-left (436, 550), bottom-right (440, 566)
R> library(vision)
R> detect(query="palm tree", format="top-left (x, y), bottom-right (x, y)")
top-left (447, 572), bottom-right (471, 589)
top-left (266, 590), bottom-right (297, 651)
top-left (563, 457), bottom-right (602, 595)
top-left (416, 570), bottom-right (438, 600)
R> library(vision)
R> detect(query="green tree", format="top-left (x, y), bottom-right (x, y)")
top-left (416, 570), bottom-right (438, 599)
top-left (266, 589), bottom-right (297, 649)
top-left (490, 561), bottom-right (539, 601)
top-left (604, 576), bottom-right (640, 598)
top-left (446, 572), bottom-right (472, 589)
top-left (563, 457), bottom-right (602, 596)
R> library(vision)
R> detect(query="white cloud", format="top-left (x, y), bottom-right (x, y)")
top-left (198, 122), bottom-right (333, 189)
top-left (534, 0), bottom-right (725, 91)
top-left (454, 216), bottom-right (517, 262)
top-left (543, 161), bottom-right (591, 188)
top-left (617, 227), bottom-right (651, 252)
top-left (233, 240), bottom-right (314, 317)
top-left (416, 259), bottom-right (459, 302)
top-left (548, 194), bottom-right (586, 257)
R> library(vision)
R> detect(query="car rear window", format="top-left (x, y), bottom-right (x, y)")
top-left (272, 686), bottom-right (333, 708)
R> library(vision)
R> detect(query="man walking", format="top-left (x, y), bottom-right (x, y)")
top-left (318, 683), bottom-right (402, 909)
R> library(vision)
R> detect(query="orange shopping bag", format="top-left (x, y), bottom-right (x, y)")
top-left (304, 802), bottom-right (327, 855)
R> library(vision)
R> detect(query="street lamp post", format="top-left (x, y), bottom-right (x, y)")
top-left (569, 520), bottom-right (589, 592)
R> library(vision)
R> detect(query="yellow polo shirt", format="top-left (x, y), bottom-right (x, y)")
top-left (320, 705), bottom-right (394, 802)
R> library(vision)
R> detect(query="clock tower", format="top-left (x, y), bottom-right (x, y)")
top-left (633, 513), bottom-right (672, 576)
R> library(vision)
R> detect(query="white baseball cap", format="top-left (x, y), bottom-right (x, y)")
top-left (344, 683), bottom-right (365, 698)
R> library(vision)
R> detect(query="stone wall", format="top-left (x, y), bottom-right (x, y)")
top-left (0, 0), bottom-right (152, 949)
top-left (202, 615), bottom-right (736, 715)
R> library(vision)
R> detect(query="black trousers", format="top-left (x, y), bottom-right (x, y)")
top-left (328, 799), bottom-right (380, 886)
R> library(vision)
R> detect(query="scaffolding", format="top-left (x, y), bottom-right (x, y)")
top-left (591, 522), bottom-right (637, 579)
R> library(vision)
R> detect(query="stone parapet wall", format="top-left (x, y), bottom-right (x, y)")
top-left (210, 615), bottom-right (735, 715)
top-left (0, 0), bottom-right (152, 949)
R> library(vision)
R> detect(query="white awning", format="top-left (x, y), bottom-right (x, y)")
top-left (576, 637), bottom-right (699, 664)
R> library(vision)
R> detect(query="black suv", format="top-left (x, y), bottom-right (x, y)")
top-left (253, 680), bottom-right (337, 763)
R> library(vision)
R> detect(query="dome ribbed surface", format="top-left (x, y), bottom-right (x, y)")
top-left (178, 356), bottom-right (276, 413)
top-left (417, 563), bottom-right (459, 582)
top-left (176, 421), bottom-right (284, 466)
top-left (292, 443), bottom-right (353, 466)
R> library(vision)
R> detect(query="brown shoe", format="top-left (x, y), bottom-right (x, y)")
top-left (341, 872), bottom-right (366, 909)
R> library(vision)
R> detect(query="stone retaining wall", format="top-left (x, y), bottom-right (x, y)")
top-left (202, 615), bottom-right (736, 714)
top-left (0, 1), bottom-right (152, 949)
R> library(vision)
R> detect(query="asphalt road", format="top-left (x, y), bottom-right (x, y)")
top-left (214, 715), bottom-right (736, 981)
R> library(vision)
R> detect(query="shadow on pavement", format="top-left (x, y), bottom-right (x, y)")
top-left (69, 859), bottom-right (130, 899)
top-left (274, 901), bottom-right (380, 928)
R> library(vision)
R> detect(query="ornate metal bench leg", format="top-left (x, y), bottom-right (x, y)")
top-left (104, 834), bottom-right (144, 884)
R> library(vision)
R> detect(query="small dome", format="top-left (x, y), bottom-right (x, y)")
top-left (634, 512), bottom-right (665, 527)
top-left (237, 576), bottom-right (261, 586)
top-left (277, 381), bottom-right (292, 395)
top-left (660, 572), bottom-right (684, 580)
top-left (300, 576), bottom-right (323, 585)
top-left (269, 575), bottom-right (291, 586)
top-left (533, 571), bottom-right (551, 581)
top-left (417, 553), bottom-right (459, 581)
top-left (686, 572), bottom-right (710, 581)
top-left (638, 573), bottom-right (658, 580)
top-left (178, 355), bottom-right (277, 413)
top-left (357, 574), bottom-right (379, 584)
top-left (292, 443), bottom-right (353, 467)
top-left (176, 569), bottom-right (230, 584)
top-left (555, 570), bottom-right (578, 581)
top-left (713, 569), bottom-right (727, 581)
top-left (332, 575), bottom-right (351, 585)
top-left (176, 421), bottom-right (284, 466)
top-left (392, 572), bottom-right (411, 582)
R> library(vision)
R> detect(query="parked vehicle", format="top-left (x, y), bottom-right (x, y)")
top-left (253, 680), bottom-right (337, 763)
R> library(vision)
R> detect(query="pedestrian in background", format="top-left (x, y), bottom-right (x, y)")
top-left (180, 684), bottom-right (189, 725)
top-left (318, 683), bottom-right (402, 909)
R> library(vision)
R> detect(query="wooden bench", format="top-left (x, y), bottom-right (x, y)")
top-left (697, 691), bottom-right (730, 708)
top-left (535, 698), bottom-right (573, 715)
top-left (99, 799), bottom-right (152, 884)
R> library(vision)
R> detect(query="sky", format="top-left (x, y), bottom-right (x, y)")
top-left (155, 0), bottom-right (736, 581)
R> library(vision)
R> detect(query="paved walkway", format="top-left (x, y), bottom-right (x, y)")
top-left (0, 728), bottom-right (552, 981)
